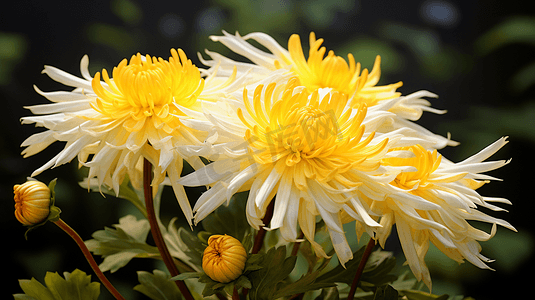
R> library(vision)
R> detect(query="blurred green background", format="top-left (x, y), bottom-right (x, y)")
top-left (1, 0), bottom-right (534, 299)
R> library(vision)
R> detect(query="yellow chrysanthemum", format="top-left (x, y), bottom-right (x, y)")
top-left (179, 77), bottom-right (410, 265)
top-left (21, 49), bottom-right (239, 224)
top-left (366, 138), bottom-right (516, 290)
top-left (202, 31), bottom-right (457, 148)
top-left (204, 31), bottom-right (401, 107)
top-left (90, 49), bottom-right (203, 133)
top-left (14, 180), bottom-right (51, 226)
top-left (202, 235), bottom-right (247, 283)
top-left (285, 33), bottom-right (402, 106)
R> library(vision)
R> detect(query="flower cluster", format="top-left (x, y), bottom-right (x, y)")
top-left (21, 31), bottom-right (514, 289)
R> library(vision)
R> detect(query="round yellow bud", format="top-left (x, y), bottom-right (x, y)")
top-left (14, 180), bottom-right (51, 226)
top-left (202, 234), bottom-right (247, 283)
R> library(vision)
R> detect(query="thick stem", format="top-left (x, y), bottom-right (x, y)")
top-left (53, 219), bottom-right (125, 300)
top-left (251, 199), bottom-right (275, 254)
top-left (347, 238), bottom-right (376, 300)
top-left (143, 159), bottom-right (194, 300)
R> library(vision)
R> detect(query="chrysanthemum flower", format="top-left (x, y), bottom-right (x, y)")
top-left (179, 77), bottom-right (416, 265)
top-left (201, 31), bottom-right (457, 149)
top-left (202, 31), bottom-right (402, 106)
top-left (21, 49), bottom-right (240, 224)
top-left (14, 180), bottom-right (51, 226)
top-left (370, 137), bottom-right (515, 289)
top-left (202, 234), bottom-right (247, 283)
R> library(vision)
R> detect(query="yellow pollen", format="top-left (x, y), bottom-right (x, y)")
top-left (90, 49), bottom-right (204, 132)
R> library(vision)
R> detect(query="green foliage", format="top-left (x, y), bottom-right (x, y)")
top-left (315, 246), bottom-right (397, 288)
top-left (373, 285), bottom-right (398, 300)
top-left (134, 269), bottom-right (182, 300)
top-left (201, 191), bottom-right (252, 242)
top-left (315, 287), bottom-right (340, 300)
top-left (14, 269), bottom-right (100, 300)
top-left (166, 221), bottom-right (205, 272)
top-left (400, 290), bottom-right (448, 300)
top-left (248, 246), bottom-right (297, 300)
top-left (85, 214), bottom-right (159, 273)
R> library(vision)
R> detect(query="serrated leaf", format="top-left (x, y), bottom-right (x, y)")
top-left (273, 269), bottom-right (335, 299)
top-left (164, 220), bottom-right (204, 272)
top-left (248, 247), bottom-right (297, 300)
top-left (13, 294), bottom-right (38, 300)
top-left (373, 285), bottom-right (398, 300)
top-left (15, 269), bottom-right (100, 300)
top-left (315, 247), bottom-right (397, 289)
top-left (201, 192), bottom-right (251, 241)
top-left (236, 275), bottom-right (252, 289)
top-left (171, 272), bottom-right (203, 281)
top-left (85, 215), bottom-right (159, 273)
top-left (134, 269), bottom-right (182, 300)
top-left (16, 278), bottom-right (54, 300)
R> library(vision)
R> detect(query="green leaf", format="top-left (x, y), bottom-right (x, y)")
top-left (134, 269), bottom-right (182, 300)
top-left (14, 269), bottom-right (100, 300)
top-left (273, 247), bottom-right (335, 299)
top-left (360, 251), bottom-right (397, 289)
top-left (248, 246), bottom-right (298, 300)
top-left (170, 272), bottom-right (203, 281)
top-left (315, 287), bottom-right (340, 300)
top-left (164, 220), bottom-right (204, 272)
top-left (373, 285), bottom-right (398, 300)
top-left (400, 290), bottom-right (449, 300)
top-left (315, 247), bottom-right (397, 289)
top-left (273, 270), bottom-right (335, 299)
top-left (85, 215), bottom-right (159, 273)
top-left (235, 275), bottom-right (252, 289)
top-left (201, 192), bottom-right (252, 241)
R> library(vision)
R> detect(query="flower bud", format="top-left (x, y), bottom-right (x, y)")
top-left (14, 180), bottom-right (51, 226)
top-left (202, 234), bottom-right (247, 283)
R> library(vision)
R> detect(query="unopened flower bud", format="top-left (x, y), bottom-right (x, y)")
top-left (14, 180), bottom-right (51, 226)
top-left (202, 234), bottom-right (247, 283)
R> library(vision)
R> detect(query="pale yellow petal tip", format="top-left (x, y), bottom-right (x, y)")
top-left (14, 180), bottom-right (51, 226)
top-left (202, 234), bottom-right (247, 283)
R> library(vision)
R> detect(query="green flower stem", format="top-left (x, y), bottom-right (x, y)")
top-left (347, 237), bottom-right (376, 300)
top-left (251, 199), bottom-right (275, 254)
top-left (53, 218), bottom-right (125, 300)
top-left (143, 159), bottom-right (194, 300)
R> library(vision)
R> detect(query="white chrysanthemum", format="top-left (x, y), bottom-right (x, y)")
top-left (178, 76), bottom-right (421, 265)
top-left (368, 137), bottom-right (515, 289)
top-left (21, 49), bottom-right (241, 224)
top-left (200, 30), bottom-right (457, 149)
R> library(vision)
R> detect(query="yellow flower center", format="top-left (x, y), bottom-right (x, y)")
top-left (90, 49), bottom-right (204, 133)
top-left (283, 32), bottom-right (402, 107)
top-left (382, 145), bottom-right (441, 190)
top-left (239, 79), bottom-right (389, 186)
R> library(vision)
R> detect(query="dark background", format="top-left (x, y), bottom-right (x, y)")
top-left (1, 0), bottom-right (534, 299)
